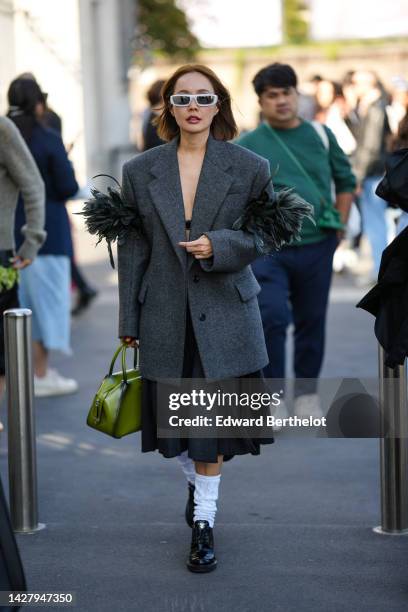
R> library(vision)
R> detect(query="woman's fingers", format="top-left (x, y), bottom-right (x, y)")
top-left (181, 244), bottom-right (203, 253)
top-left (121, 336), bottom-right (139, 348)
top-left (190, 248), bottom-right (209, 255)
top-left (179, 236), bottom-right (213, 257)
top-left (184, 247), bottom-right (211, 257)
top-left (179, 245), bottom-right (212, 258)
top-left (11, 256), bottom-right (32, 269)
top-left (194, 252), bottom-right (212, 259)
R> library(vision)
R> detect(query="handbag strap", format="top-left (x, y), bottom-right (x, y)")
top-left (263, 121), bottom-right (326, 206)
top-left (109, 344), bottom-right (140, 383)
top-left (109, 345), bottom-right (123, 375)
top-left (311, 120), bottom-right (330, 150)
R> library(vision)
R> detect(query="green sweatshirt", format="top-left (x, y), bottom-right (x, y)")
top-left (236, 120), bottom-right (357, 246)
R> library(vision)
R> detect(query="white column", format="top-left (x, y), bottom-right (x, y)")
top-left (0, 0), bottom-right (16, 112)
top-left (78, 0), bottom-right (134, 181)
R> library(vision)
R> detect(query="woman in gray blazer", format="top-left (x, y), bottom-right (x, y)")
top-left (118, 64), bottom-right (279, 573)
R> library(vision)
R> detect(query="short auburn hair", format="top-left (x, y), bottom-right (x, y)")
top-left (155, 64), bottom-right (238, 141)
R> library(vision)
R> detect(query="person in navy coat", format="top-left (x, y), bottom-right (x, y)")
top-left (8, 77), bottom-right (79, 397)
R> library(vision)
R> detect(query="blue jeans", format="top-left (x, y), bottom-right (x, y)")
top-left (251, 233), bottom-right (338, 395)
top-left (397, 211), bottom-right (408, 235)
top-left (360, 176), bottom-right (388, 275)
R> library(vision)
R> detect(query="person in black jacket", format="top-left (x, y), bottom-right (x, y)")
top-left (17, 72), bottom-right (98, 316)
top-left (357, 225), bottom-right (408, 368)
top-left (0, 478), bottom-right (26, 610)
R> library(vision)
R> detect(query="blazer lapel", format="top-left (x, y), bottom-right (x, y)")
top-left (187, 135), bottom-right (233, 270)
top-left (148, 133), bottom-right (233, 272)
top-left (148, 136), bottom-right (187, 270)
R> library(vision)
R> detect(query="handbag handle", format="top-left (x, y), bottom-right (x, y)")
top-left (263, 121), bottom-right (344, 230)
top-left (108, 344), bottom-right (139, 384)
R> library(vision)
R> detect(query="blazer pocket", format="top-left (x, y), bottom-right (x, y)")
top-left (234, 274), bottom-right (261, 302)
top-left (137, 278), bottom-right (149, 304)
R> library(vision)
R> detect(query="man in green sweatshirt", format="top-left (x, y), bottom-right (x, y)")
top-left (237, 63), bottom-right (356, 417)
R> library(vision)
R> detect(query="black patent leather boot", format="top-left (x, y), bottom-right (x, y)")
top-left (186, 520), bottom-right (217, 573)
top-left (185, 482), bottom-right (195, 528)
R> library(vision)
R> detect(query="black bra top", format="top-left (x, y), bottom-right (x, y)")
top-left (185, 219), bottom-right (192, 229)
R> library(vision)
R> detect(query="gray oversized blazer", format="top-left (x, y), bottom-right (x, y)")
top-left (118, 132), bottom-right (273, 381)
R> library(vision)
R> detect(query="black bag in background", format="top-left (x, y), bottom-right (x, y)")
top-left (0, 477), bottom-right (26, 611)
top-left (376, 148), bottom-right (408, 211)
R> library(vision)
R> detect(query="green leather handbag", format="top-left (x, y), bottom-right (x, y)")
top-left (86, 344), bottom-right (142, 438)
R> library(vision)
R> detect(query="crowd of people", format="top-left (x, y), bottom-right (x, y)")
top-left (1, 59), bottom-right (408, 572)
top-left (142, 68), bottom-right (408, 287)
top-left (137, 64), bottom-right (408, 419)
top-left (300, 69), bottom-right (408, 281)
top-left (1, 65), bottom-right (407, 427)
top-left (1, 65), bottom-right (407, 417)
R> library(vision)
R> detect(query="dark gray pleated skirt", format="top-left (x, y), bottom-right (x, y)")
top-left (141, 299), bottom-right (274, 463)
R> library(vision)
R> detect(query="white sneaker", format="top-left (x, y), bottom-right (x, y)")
top-left (34, 368), bottom-right (78, 398)
top-left (294, 393), bottom-right (323, 419)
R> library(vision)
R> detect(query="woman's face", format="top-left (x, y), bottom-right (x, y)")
top-left (316, 80), bottom-right (335, 109)
top-left (170, 71), bottom-right (219, 136)
top-left (35, 101), bottom-right (46, 119)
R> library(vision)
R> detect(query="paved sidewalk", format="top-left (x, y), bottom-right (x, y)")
top-left (1, 224), bottom-right (407, 612)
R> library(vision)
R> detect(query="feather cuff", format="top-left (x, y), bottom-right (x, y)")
top-left (232, 179), bottom-right (315, 254)
top-left (76, 175), bottom-right (143, 268)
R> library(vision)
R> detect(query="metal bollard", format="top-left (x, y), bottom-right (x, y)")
top-left (3, 309), bottom-right (45, 533)
top-left (373, 344), bottom-right (408, 535)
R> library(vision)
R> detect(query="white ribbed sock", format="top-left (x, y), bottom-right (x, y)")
top-left (176, 450), bottom-right (195, 485)
top-left (193, 473), bottom-right (221, 528)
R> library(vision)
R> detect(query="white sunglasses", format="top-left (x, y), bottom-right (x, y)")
top-left (170, 93), bottom-right (219, 107)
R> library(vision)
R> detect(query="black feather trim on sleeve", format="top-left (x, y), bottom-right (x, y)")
top-left (75, 174), bottom-right (143, 268)
top-left (232, 178), bottom-right (315, 254)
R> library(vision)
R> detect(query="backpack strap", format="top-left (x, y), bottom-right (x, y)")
top-left (311, 120), bottom-right (330, 151)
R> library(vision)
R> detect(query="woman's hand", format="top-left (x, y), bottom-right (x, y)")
top-left (178, 235), bottom-right (213, 259)
top-left (121, 336), bottom-right (139, 348)
top-left (11, 256), bottom-right (32, 270)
